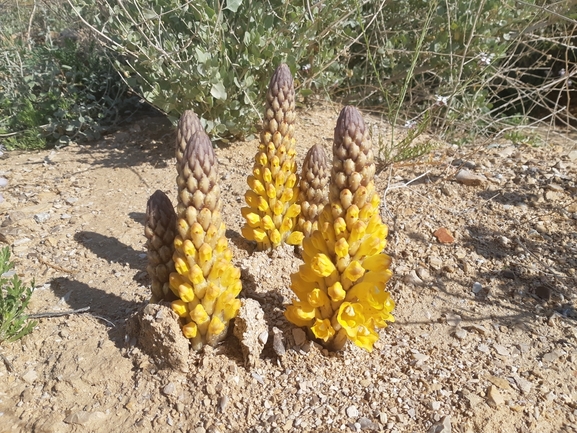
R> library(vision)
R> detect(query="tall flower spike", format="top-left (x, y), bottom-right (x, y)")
top-left (176, 110), bottom-right (202, 191)
top-left (169, 124), bottom-right (241, 350)
top-left (297, 143), bottom-right (329, 238)
top-left (145, 190), bottom-right (177, 303)
top-left (285, 106), bottom-right (395, 352)
top-left (241, 64), bottom-right (304, 250)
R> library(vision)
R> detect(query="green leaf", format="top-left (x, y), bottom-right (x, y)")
top-left (225, 0), bottom-right (243, 13)
top-left (210, 82), bottom-right (227, 100)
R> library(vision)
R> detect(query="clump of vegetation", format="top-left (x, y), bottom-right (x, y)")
top-left (72, 0), bottom-right (352, 139)
top-left (0, 0), bottom-right (135, 150)
top-left (0, 247), bottom-right (36, 344)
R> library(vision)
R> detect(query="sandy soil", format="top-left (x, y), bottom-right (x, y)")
top-left (0, 103), bottom-right (576, 433)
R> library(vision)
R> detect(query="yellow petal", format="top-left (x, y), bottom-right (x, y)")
top-left (284, 302), bottom-right (316, 327)
top-left (177, 282), bottom-right (195, 303)
top-left (190, 303), bottom-right (209, 325)
top-left (208, 315), bottom-right (225, 338)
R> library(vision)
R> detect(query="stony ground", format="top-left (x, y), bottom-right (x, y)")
top-left (0, 104), bottom-right (576, 433)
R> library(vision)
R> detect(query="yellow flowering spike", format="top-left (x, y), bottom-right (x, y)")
top-left (168, 118), bottom-right (241, 349)
top-left (285, 106), bottom-right (394, 352)
top-left (145, 190), bottom-right (177, 303)
top-left (297, 144), bottom-right (329, 237)
top-left (242, 64), bottom-right (303, 249)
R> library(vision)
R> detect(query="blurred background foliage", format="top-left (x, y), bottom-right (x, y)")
top-left (1, 0), bottom-right (575, 164)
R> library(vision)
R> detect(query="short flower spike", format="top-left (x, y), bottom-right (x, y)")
top-left (285, 106), bottom-right (395, 352)
top-left (297, 143), bottom-right (329, 238)
top-left (241, 64), bottom-right (303, 250)
top-left (145, 190), bottom-right (177, 303)
top-left (169, 120), bottom-right (241, 350)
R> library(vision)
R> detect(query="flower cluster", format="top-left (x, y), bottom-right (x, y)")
top-left (285, 106), bottom-right (395, 352)
top-left (241, 64), bottom-right (303, 249)
top-left (297, 143), bottom-right (329, 238)
top-left (168, 111), bottom-right (241, 350)
top-left (144, 189), bottom-right (177, 303)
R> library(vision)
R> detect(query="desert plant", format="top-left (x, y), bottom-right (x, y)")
top-left (0, 0), bottom-right (133, 149)
top-left (0, 247), bottom-right (36, 344)
top-left (241, 64), bottom-right (303, 249)
top-left (70, 0), bottom-right (353, 139)
top-left (145, 190), bottom-right (177, 303)
top-left (285, 106), bottom-right (395, 352)
top-left (296, 143), bottom-right (330, 238)
top-left (168, 113), bottom-right (241, 350)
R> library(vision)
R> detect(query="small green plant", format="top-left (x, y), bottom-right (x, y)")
top-left (0, 1), bottom-right (134, 150)
top-left (0, 247), bottom-right (36, 344)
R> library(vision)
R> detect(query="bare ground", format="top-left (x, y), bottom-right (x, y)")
top-left (0, 103), bottom-right (576, 433)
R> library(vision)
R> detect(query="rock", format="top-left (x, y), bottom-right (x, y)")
top-left (433, 227), bottom-right (455, 244)
top-left (493, 344), bottom-right (510, 357)
top-left (292, 328), bottom-right (307, 347)
top-left (429, 256), bottom-right (442, 270)
top-left (545, 190), bottom-right (561, 201)
top-left (404, 270), bottom-right (423, 286)
top-left (486, 385), bottom-right (505, 407)
top-left (132, 304), bottom-right (190, 372)
top-left (218, 395), bottom-right (229, 412)
top-left (472, 282), bottom-right (483, 294)
top-left (233, 298), bottom-right (268, 367)
top-left (464, 392), bottom-right (483, 408)
top-left (416, 267), bottom-right (430, 281)
top-left (496, 146), bottom-right (516, 158)
top-left (542, 348), bottom-right (565, 363)
top-left (358, 417), bottom-right (376, 430)
top-left (511, 374), bottom-right (532, 395)
top-left (453, 328), bottom-right (467, 340)
top-left (567, 150), bottom-right (577, 161)
top-left (346, 405), bottom-right (359, 418)
top-left (34, 212), bottom-right (51, 223)
top-left (441, 185), bottom-right (455, 197)
top-left (272, 327), bottom-right (286, 356)
top-left (21, 369), bottom-right (38, 384)
top-left (487, 375), bottom-right (511, 390)
top-left (162, 382), bottom-right (176, 396)
top-left (455, 169), bottom-right (487, 186)
top-left (429, 401), bottom-right (441, 411)
top-left (478, 343), bottom-right (490, 353)
top-left (63, 411), bottom-right (106, 426)
top-left (428, 415), bottom-right (451, 433)
top-left (502, 269), bottom-right (516, 279)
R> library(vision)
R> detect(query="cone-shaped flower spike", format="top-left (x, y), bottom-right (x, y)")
top-left (297, 143), bottom-right (329, 238)
top-left (241, 64), bottom-right (303, 249)
top-left (285, 106), bottom-right (395, 352)
top-left (176, 110), bottom-right (202, 191)
top-left (145, 190), bottom-right (177, 303)
top-left (169, 124), bottom-right (242, 350)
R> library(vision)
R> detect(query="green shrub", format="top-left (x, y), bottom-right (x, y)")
top-left (72, 0), bottom-right (353, 140)
top-left (0, 1), bottom-right (133, 150)
top-left (0, 247), bottom-right (36, 344)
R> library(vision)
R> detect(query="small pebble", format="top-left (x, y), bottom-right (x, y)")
top-left (34, 213), bottom-right (51, 223)
top-left (292, 328), bottom-right (306, 346)
top-left (162, 382), bottom-right (176, 396)
top-left (455, 169), bottom-right (487, 186)
top-left (346, 405), bottom-right (359, 418)
top-left (472, 282), bottom-right (483, 294)
top-left (486, 385), bottom-right (505, 407)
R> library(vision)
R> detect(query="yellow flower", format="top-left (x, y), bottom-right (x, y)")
top-left (311, 318), bottom-right (335, 342)
top-left (311, 253), bottom-right (337, 277)
top-left (337, 302), bottom-right (365, 338)
top-left (352, 324), bottom-right (379, 352)
top-left (284, 301), bottom-right (316, 327)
